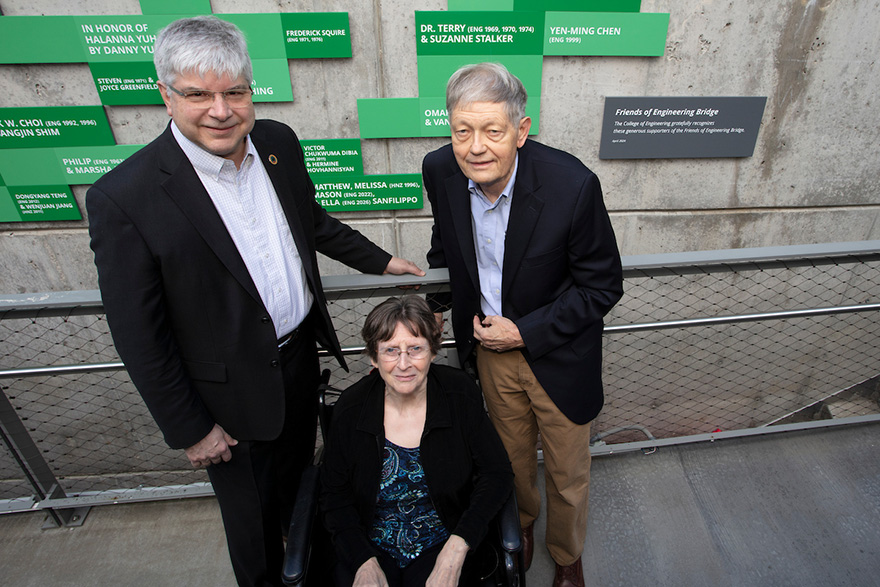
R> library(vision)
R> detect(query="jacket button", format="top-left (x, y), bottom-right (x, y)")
top-left (261, 316), bottom-right (270, 324)
top-left (270, 360), bottom-right (279, 368)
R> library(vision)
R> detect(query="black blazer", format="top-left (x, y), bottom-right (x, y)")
top-left (320, 365), bottom-right (514, 574)
top-left (423, 139), bottom-right (623, 424)
top-left (87, 120), bottom-right (391, 449)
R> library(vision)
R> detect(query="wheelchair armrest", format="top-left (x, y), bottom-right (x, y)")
top-left (496, 490), bottom-right (522, 554)
top-left (282, 463), bottom-right (322, 586)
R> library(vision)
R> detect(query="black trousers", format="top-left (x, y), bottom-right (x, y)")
top-left (207, 323), bottom-right (320, 587)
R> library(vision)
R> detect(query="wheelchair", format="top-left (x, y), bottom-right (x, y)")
top-left (282, 370), bottom-right (526, 586)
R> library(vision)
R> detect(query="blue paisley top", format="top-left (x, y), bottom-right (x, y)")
top-left (369, 439), bottom-right (450, 567)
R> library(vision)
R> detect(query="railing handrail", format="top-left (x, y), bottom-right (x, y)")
top-left (3, 303), bottom-right (879, 380)
top-left (620, 239), bottom-right (880, 272)
top-left (2, 240), bottom-right (879, 314)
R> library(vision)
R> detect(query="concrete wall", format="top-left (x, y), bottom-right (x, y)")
top-left (2, 0), bottom-right (879, 294)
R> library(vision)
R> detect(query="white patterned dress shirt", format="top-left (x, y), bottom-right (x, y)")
top-left (172, 122), bottom-right (312, 339)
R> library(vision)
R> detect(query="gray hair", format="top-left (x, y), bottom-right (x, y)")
top-left (446, 62), bottom-right (528, 126)
top-left (154, 15), bottom-right (252, 87)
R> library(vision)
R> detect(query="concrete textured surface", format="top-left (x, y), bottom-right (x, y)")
top-left (2, 0), bottom-right (880, 294)
top-left (529, 422), bottom-right (880, 587)
top-left (0, 498), bottom-right (234, 586)
top-left (2, 422), bottom-right (878, 586)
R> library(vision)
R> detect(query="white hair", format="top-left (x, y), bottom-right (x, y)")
top-left (154, 15), bottom-right (252, 86)
top-left (446, 62), bottom-right (528, 126)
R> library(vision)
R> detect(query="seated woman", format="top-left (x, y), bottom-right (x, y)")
top-left (321, 295), bottom-right (513, 586)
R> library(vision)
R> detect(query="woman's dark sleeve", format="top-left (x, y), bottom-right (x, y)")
top-left (319, 397), bottom-right (378, 574)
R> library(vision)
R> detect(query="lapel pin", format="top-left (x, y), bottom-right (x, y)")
top-left (268, 154), bottom-right (278, 165)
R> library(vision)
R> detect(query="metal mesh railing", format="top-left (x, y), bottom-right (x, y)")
top-left (1, 242), bottom-right (878, 512)
top-left (3, 371), bottom-right (206, 498)
top-left (592, 253), bottom-right (880, 444)
top-left (0, 314), bottom-right (206, 501)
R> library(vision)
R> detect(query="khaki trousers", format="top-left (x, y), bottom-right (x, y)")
top-left (476, 346), bottom-right (591, 566)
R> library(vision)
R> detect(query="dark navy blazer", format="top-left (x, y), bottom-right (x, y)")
top-left (87, 120), bottom-right (391, 449)
top-left (423, 139), bottom-right (623, 424)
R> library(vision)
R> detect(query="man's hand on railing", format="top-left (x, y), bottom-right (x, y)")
top-left (383, 256), bottom-right (426, 277)
top-left (184, 424), bottom-right (238, 468)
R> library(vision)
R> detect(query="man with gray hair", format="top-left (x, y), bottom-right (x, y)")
top-left (87, 15), bottom-right (423, 586)
top-left (424, 62), bottom-right (623, 587)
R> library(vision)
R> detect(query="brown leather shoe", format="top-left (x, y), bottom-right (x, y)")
top-left (521, 522), bottom-right (534, 571)
top-left (553, 556), bottom-right (584, 587)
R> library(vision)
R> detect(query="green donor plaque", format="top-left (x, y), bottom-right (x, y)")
top-left (416, 11), bottom-right (545, 56)
top-left (0, 145), bottom-right (142, 187)
top-left (90, 62), bottom-right (163, 106)
top-left (314, 175), bottom-right (423, 211)
top-left (514, 0), bottom-right (641, 11)
top-left (138, 0), bottom-right (210, 14)
top-left (543, 12), bottom-right (669, 56)
top-left (2, 185), bottom-right (81, 222)
top-left (0, 16), bottom-right (83, 64)
top-left (75, 15), bottom-right (176, 62)
top-left (0, 107), bottom-right (115, 149)
top-left (250, 59), bottom-right (295, 103)
top-left (301, 139), bottom-right (364, 179)
top-left (281, 13), bottom-right (352, 58)
top-left (57, 145), bottom-right (144, 184)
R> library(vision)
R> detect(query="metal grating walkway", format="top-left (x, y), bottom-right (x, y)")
top-left (536, 421), bottom-right (880, 586)
top-left (0, 422), bottom-right (878, 586)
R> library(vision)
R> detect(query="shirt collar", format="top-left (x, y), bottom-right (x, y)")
top-left (171, 121), bottom-right (255, 181)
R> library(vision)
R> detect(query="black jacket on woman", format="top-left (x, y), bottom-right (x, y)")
top-left (320, 364), bottom-right (514, 576)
